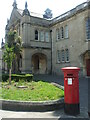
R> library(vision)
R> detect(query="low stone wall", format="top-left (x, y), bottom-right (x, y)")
top-left (0, 98), bottom-right (64, 111)
top-left (0, 83), bottom-right (64, 111)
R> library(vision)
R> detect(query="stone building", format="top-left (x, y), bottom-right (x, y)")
top-left (2, 1), bottom-right (90, 76)
top-left (0, 49), bottom-right (2, 71)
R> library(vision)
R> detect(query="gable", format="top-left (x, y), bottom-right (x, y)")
top-left (8, 8), bottom-right (22, 27)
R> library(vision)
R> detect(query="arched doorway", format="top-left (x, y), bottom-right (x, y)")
top-left (31, 53), bottom-right (47, 74)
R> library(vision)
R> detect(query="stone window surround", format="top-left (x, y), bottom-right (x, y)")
top-left (56, 49), bottom-right (70, 64)
top-left (35, 30), bottom-right (39, 40)
top-left (56, 28), bottom-right (60, 41)
top-left (56, 25), bottom-right (69, 41)
top-left (35, 29), bottom-right (50, 42)
top-left (64, 25), bottom-right (69, 39)
top-left (86, 17), bottom-right (90, 40)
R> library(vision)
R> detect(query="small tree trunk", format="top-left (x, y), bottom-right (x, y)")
top-left (9, 68), bottom-right (11, 84)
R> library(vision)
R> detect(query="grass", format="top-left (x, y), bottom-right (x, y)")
top-left (0, 80), bottom-right (64, 101)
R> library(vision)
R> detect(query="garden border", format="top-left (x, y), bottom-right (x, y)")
top-left (0, 83), bottom-right (64, 111)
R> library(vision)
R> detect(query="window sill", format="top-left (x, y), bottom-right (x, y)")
top-left (65, 61), bottom-right (70, 63)
top-left (56, 38), bottom-right (69, 42)
top-left (64, 37), bottom-right (69, 39)
top-left (56, 61), bottom-right (70, 64)
top-left (85, 39), bottom-right (90, 42)
top-left (31, 40), bottom-right (50, 43)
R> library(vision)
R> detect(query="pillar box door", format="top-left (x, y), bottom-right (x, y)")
top-left (61, 67), bottom-right (80, 115)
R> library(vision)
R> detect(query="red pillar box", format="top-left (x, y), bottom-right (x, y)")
top-left (61, 67), bottom-right (80, 115)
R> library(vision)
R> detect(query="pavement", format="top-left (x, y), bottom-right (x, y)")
top-left (0, 74), bottom-right (89, 119)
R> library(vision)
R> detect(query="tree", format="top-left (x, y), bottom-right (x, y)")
top-left (3, 44), bottom-right (15, 84)
top-left (7, 30), bottom-right (22, 73)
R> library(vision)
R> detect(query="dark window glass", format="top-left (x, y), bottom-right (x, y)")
top-left (61, 27), bottom-right (64, 39)
top-left (65, 49), bottom-right (69, 62)
top-left (35, 30), bottom-right (38, 40)
top-left (61, 50), bottom-right (65, 62)
top-left (86, 18), bottom-right (90, 40)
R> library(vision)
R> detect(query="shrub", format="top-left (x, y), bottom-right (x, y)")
top-left (2, 74), bottom-right (33, 82)
top-left (2, 74), bottom-right (9, 82)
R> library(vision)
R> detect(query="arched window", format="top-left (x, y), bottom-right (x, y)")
top-left (86, 17), bottom-right (90, 40)
top-left (64, 25), bottom-right (68, 39)
top-left (60, 27), bottom-right (64, 39)
top-left (61, 50), bottom-right (65, 62)
top-left (65, 49), bottom-right (69, 62)
top-left (40, 31), bottom-right (44, 41)
top-left (35, 30), bottom-right (38, 40)
top-left (56, 29), bottom-right (60, 41)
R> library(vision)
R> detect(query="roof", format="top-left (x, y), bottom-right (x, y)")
top-left (7, 2), bottom-right (88, 28)
top-left (50, 2), bottom-right (88, 25)
top-left (17, 8), bottom-right (43, 18)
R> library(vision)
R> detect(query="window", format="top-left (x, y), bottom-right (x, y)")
top-left (60, 27), bottom-right (64, 39)
top-left (86, 17), bottom-right (90, 40)
top-left (64, 25), bottom-right (68, 38)
top-left (57, 50), bottom-right (60, 63)
top-left (56, 29), bottom-right (60, 41)
top-left (57, 49), bottom-right (70, 63)
top-left (45, 32), bottom-right (49, 42)
top-left (61, 50), bottom-right (65, 62)
top-left (65, 49), bottom-right (69, 62)
top-left (35, 30), bottom-right (38, 40)
top-left (40, 31), bottom-right (44, 41)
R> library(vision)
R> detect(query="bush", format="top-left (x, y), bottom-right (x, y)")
top-left (2, 74), bottom-right (33, 82)
top-left (2, 74), bottom-right (9, 82)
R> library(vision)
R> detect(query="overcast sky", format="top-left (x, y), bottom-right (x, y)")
top-left (0, 0), bottom-right (87, 47)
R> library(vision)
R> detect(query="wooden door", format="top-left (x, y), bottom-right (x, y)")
top-left (86, 59), bottom-right (90, 76)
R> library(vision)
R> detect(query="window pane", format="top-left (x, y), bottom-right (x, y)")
top-left (45, 32), bottom-right (49, 42)
top-left (57, 50), bottom-right (60, 63)
top-left (56, 29), bottom-right (60, 40)
top-left (61, 50), bottom-right (65, 62)
top-left (65, 25), bottom-right (68, 38)
top-left (40, 31), bottom-right (44, 41)
top-left (65, 49), bottom-right (69, 62)
top-left (86, 17), bottom-right (90, 40)
top-left (35, 30), bottom-right (38, 40)
top-left (60, 27), bottom-right (64, 39)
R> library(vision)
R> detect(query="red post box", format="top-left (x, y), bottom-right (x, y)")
top-left (61, 67), bottom-right (80, 115)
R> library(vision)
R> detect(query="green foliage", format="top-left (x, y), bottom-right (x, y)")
top-left (7, 30), bottom-right (17, 47)
top-left (1, 81), bottom-right (64, 101)
top-left (1, 74), bottom-right (9, 82)
top-left (2, 74), bottom-right (33, 82)
top-left (7, 30), bottom-right (22, 55)
top-left (3, 44), bottom-right (15, 69)
top-left (7, 30), bottom-right (22, 73)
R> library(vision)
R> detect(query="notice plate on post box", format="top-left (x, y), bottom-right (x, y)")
top-left (68, 78), bottom-right (72, 85)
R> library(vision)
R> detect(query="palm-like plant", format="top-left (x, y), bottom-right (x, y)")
top-left (7, 30), bottom-right (22, 73)
top-left (3, 44), bottom-right (15, 84)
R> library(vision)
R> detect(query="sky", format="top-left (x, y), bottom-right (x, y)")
top-left (0, 0), bottom-right (87, 47)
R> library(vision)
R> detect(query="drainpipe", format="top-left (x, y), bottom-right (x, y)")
top-left (50, 30), bottom-right (52, 74)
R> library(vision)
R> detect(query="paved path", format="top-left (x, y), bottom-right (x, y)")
top-left (0, 74), bottom-right (89, 119)
top-left (34, 74), bottom-right (88, 110)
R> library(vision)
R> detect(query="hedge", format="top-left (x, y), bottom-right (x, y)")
top-left (2, 74), bottom-right (33, 82)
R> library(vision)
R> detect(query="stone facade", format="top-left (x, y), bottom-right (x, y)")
top-left (2, 1), bottom-right (90, 76)
top-left (0, 49), bottom-right (2, 71)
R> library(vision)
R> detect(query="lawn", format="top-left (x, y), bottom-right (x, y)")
top-left (0, 80), bottom-right (64, 101)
